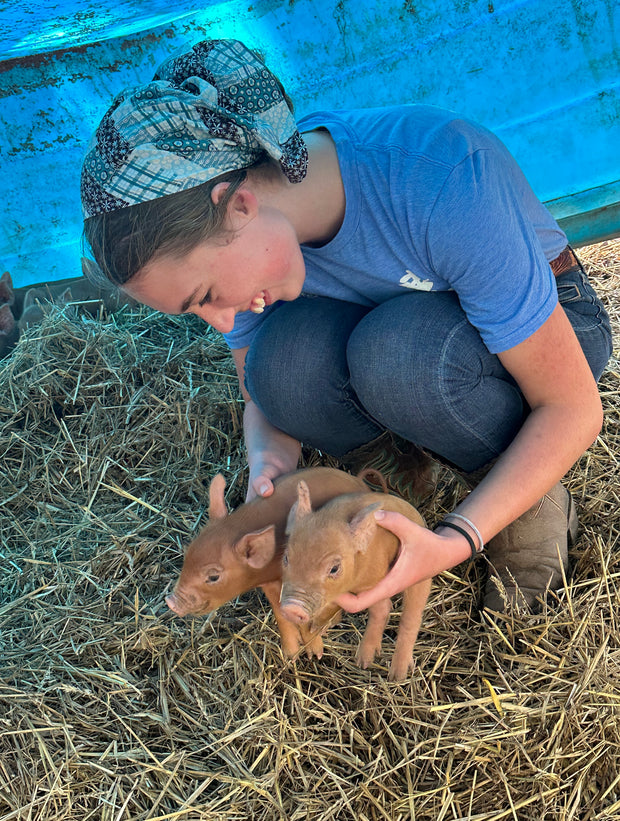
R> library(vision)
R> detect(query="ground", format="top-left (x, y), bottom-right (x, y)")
top-left (0, 239), bottom-right (618, 820)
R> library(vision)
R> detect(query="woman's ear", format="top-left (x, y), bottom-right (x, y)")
top-left (211, 183), bottom-right (258, 230)
top-left (210, 181), bottom-right (231, 206)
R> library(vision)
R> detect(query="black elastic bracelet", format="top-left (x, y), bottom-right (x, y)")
top-left (436, 520), bottom-right (478, 562)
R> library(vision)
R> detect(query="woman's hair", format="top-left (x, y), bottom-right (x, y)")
top-left (82, 167), bottom-right (249, 287)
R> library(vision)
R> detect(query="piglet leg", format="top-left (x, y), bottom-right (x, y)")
top-left (298, 603), bottom-right (342, 660)
top-left (388, 578), bottom-right (432, 681)
top-left (261, 581), bottom-right (304, 658)
top-left (298, 623), bottom-right (324, 660)
top-left (356, 597), bottom-right (392, 669)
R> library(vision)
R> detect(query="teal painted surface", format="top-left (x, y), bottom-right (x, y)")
top-left (0, 0), bottom-right (618, 287)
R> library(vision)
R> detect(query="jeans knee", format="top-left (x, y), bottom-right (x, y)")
top-left (246, 300), bottom-right (328, 422)
top-left (244, 297), bottom-right (380, 452)
top-left (346, 295), bottom-right (462, 421)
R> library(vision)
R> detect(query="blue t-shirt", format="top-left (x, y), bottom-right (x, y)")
top-left (223, 105), bottom-right (566, 353)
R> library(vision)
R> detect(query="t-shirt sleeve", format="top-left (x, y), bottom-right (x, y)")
top-left (426, 146), bottom-right (558, 354)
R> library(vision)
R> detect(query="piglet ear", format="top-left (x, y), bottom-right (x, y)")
top-left (22, 288), bottom-right (40, 312)
top-left (285, 480), bottom-right (313, 534)
top-left (235, 525), bottom-right (277, 569)
top-left (285, 502), bottom-right (298, 536)
top-left (348, 502), bottom-right (382, 552)
top-left (208, 473), bottom-right (228, 520)
top-left (0, 271), bottom-right (14, 306)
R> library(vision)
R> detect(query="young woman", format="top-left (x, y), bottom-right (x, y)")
top-left (82, 39), bottom-right (612, 612)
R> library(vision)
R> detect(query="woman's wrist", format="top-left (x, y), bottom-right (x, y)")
top-left (433, 524), bottom-right (480, 565)
top-left (243, 402), bottom-right (301, 474)
top-left (442, 512), bottom-right (484, 553)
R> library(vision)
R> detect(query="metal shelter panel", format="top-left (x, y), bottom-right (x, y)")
top-left (1, 0), bottom-right (618, 287)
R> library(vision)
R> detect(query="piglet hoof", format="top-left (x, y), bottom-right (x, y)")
top-left (387, 653), bottom-right (414, 682)
top-left (356, 640), bottom-right (382, 670)
top-left (299, 624), bottom-right (324, 659)
top-left (306, 635), bottom-right (324, 660)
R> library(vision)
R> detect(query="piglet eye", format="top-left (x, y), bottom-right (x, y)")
top-left (206, 572), bottom-right (220, 584)
top-left (328, 562), bottom-right (341, 576)
top-left (282, 553), bottom-right (289, 567)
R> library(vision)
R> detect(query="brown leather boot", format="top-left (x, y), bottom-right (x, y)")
top-left (483, 482), bottom-right (578, 612)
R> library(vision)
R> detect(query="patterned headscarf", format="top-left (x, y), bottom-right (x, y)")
top-left (81, 39), bottom-right (308, 218)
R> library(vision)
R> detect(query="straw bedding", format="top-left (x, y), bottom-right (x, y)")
top-left (0, 240), bottom-right (618, 821)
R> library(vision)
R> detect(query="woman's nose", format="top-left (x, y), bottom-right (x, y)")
top-left (192, 306), bottom-right (236, 333)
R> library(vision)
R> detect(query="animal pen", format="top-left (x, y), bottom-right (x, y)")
top-left (1, 1), bottom-right (619, 819)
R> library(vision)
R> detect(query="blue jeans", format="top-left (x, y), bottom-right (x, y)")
top-left (245, 265), bottom-right (612, 472)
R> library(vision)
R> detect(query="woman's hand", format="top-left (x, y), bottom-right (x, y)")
top-left (247, 457), bottom-right (294, 500)
top-left (335, 510), bottom-right (472, 612)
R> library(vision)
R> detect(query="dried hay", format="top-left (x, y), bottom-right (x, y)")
top-left (0, 240), bottom-right (619, 821)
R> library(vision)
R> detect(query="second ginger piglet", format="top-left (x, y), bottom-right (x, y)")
top-left (280, 481), bottom-right (432, 680)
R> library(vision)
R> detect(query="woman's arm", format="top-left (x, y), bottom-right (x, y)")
top-left (456, 301), bottom-right (602, 537)
top-left (336, 303), bottom-right (603, 612)
top-left (232, 347), bottom-right (302, 500)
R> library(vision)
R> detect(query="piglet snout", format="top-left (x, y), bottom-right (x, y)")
top-left (166, 593), bottom-right (191, 617)
top-left (280, 598), bottom-right (311, 625)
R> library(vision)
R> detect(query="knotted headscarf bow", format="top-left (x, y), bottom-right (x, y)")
top-left (81, 39), bottom-right (308, 218)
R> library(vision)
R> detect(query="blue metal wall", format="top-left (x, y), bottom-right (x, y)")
top-left (1, 0), bottom-right (619, 288)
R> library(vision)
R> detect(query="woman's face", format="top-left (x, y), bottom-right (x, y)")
top-left (122, 201), bottom-right (306, 335)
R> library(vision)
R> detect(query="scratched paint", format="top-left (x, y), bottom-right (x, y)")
top-left (0, 0), bottom-right (618, 287)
